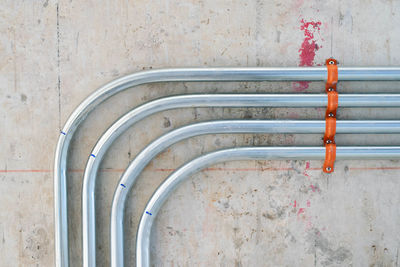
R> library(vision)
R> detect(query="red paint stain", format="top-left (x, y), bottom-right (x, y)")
top-left (310, 184), bottom-right (316, 192)
top-left (303, 161), bottom-right (310, 177)
top-left (307, 200), bottom-right (311, 207)
top-left (310, 184), bottom-right (321, 193)
top-left (293, 19), bottom-right (322, 91)
top-left (298, 40), bottom-right (319, 67)
top-left (297, 208), bottom-right (306, 216)
top-left (293, 200), bottom-right (297, 208)
top-left (300, 20), bottom-right (322, 40)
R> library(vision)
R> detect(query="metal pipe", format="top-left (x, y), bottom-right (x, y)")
top-left (54, 67), bottom-right (400, 267)
top-left (110, 119), bottom-right (400, 267)
top-left (82, 93), bottom-right (400, 267)
top-left (136, 146), bottom-right (400, 267)
top-left (84, 94), bottom-right (328, 267)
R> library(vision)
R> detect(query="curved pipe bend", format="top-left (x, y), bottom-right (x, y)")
top-left (82, 93), bottom-right (330, 267)
top-left (84, 93), bottom-right (400, 266)
top-left (136, 146), bottom-right (400, 267)
top-left (55, 66), bottom-right (400, 267)
top-left (110, 119), bottom-right (400, 267)
top-left (58, 67), bottom-right (330, 267)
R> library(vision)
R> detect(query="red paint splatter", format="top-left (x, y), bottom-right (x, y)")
top-left (307, 200), bottom-right (311, 207)
top-left (297, 208), bottom-right (305, 216)
top-left (293, 19), bottom-right (322, 92)
top-left (300, 20), bottom-right (322, 40)
top-left (299, 40), bottom-right (319, 67)
top-left (293, 200), bottom-right (297, 208)
top-left (298, 20), bottom-right (322, 67)
top-left (310, 184), bottom-right (316, 192)
top-left (310, 184), bottom-right (321, 193)
top-left (303, 161), bottom-right (310, 177)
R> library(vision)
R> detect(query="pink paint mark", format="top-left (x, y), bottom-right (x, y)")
top-left (293, 200), bottom-right (297, 208)
top-left (310, 184), bottom-right (316, 192)
top-left (293, 19), bottom-right (322, 92)
top-left (300, 20), bottom-right (322, 40)
top-left (299, 39), bottom-right (319, 66)
top-left (293, 81), bottom-right (310, 92)
top-left (297, 208), bottom-right (305, 216)
top-left (310, 184), bottom-right (321, 193)
top-left (307, 200), bottom-right (311, 207)
top-left (303, 161), bottom-right (310, 177)
top-left (297, 208), bottom-right (306, 219)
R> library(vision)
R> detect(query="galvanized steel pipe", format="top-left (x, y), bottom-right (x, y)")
top-left (136, 146), bottom-right (400, 267)
top-left (82, 93), bottom-right (400, 267)
top-left (110, 120), bottom-right (400, 267)
top-left (54, 67), bottom-right (400, 267)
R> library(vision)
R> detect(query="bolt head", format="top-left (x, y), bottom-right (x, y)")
top-left (328, 88), bottom-right (334, 92)
top-left (329, 60), bottom-right (335, 65)
top-left (326, 140), bottom-right (332, 144)
top-left (328, 113), bottom-right (334, 117)
top-left (326, 167), bottom-right (332, 172)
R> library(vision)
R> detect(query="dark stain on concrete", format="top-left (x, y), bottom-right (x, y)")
top-left (307, 228), bottom-right (352, 265)
top-left (163, 117), bottom-right (171, 128)
top-left (276, 30), bottom-right (281, 43)
top-left (20, 94), bottom-right (27, 102)
top-left (24, 226), bottom-right (49, 261)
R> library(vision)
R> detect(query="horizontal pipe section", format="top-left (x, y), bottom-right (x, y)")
top-left (136, 146), bottom-right (400, 267)
top-left (110, 120), bottom-right (400, 267)
top-left (55, 67), bottom-right (400, 267)
top-left (338, 67), bottom-right (400, 80)
top-left (82, 93), bottom-right (400, 266)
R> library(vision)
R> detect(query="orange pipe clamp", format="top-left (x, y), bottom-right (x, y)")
top-left (323, 58), bottom-right (338, 173)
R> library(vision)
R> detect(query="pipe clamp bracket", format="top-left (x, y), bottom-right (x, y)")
top-left (323, 58), bottom-right (338, 173)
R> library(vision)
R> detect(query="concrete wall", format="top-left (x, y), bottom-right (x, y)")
top-left (1, 0), bottom-right (400, 266)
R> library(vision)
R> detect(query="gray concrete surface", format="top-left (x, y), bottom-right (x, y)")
top-left (1, 0), bottom-right (400, 266)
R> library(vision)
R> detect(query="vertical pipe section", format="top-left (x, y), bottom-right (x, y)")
top-left (136, 146), bottom-right (400, 267)
top-left (55, 67), bottom-right (400, 267)
top-left (110, 120), bottom-right (400, 267)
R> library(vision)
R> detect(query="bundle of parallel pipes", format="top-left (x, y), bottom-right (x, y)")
top-left (54, 65), bottom-right (400, 267)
